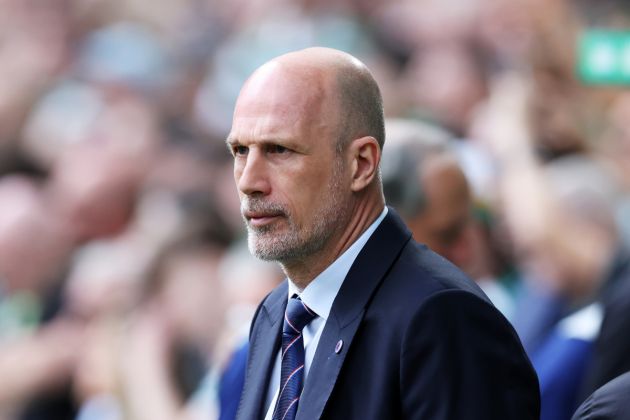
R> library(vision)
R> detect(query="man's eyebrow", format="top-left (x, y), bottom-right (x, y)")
top-left (226, 137), bottom-right (245, 151)
top-left (225, 137), bottom-right (302, 151)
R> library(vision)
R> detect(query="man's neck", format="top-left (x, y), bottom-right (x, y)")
top-left (281, 198), bottom-right (385, 290)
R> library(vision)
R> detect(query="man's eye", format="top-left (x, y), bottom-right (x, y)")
top-left (268, 144), bottom-right (288, 154)
top-left (233, 145), bottom-right (248, 156)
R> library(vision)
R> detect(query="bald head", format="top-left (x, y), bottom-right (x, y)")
top-left (229, 48), bottom-right (386, 283)
top-left (239, 47), bottom-right (385, 153)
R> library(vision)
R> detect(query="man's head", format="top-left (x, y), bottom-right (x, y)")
top-left (227, 48), bottom-right (385, 274)
top-left (382, 119), bottom-right (472, 267)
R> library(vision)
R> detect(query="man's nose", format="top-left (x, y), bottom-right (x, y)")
top-left (237, 150), bottom-right (271, 196)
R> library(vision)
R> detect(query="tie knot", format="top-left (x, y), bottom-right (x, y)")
top-left (284, 296), bottom-right (317, 334)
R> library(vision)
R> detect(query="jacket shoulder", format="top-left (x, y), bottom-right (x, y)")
top-left (382, 240), bottom-right (491, 305)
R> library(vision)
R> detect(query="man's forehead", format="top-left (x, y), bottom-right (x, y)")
top-left (226, 115), bottom-right (299, 144)
top-left (227, 109), bottom-right (332, 149)
top-left (232, 65), bottom-right (334, 131)
top-left (231, 93), bottom-right (321, 135)
top-left (238, 61), bottom-right (328, 109)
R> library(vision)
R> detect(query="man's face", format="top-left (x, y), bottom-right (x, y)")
top-left (227, 63), bottom-right (351, 263)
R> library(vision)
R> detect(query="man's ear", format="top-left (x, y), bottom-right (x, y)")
top-left (349, 136), bottom-right (380, 192)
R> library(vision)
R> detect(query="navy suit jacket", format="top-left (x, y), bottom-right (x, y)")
top-left (237, 209), bottom-right (540, 419)
top-left (572, 371), bottom-right (630, 420)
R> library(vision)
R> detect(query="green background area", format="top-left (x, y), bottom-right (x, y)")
top-left (578, 29), bottom-right (630, 85)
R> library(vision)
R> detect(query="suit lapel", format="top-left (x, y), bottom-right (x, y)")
top-left (297, 208), bottom-right (412, 419)
top-left (237, 282), bottom-right (287, 420)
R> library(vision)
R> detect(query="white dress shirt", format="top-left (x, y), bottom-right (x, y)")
top-left (263, 207), bottom-right (388, 420)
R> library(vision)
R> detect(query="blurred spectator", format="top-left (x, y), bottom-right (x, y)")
top-left (46, 143), bottom-right (147, 242)
top-left (114, 234), bottom-right (226, 420)
top-left (382, 118), bottom-right (472, 264)
top-left (475, 74), bottom-right (626, 420)
top-left (0, 177), bottom-right (81, 419)
top-left (0, 177), bottom-right (74, 301)
top-left (381, 118), bottom-right (514, 317)
top-left (187, 242), bottom-right (283, 420)
top-left (570, 92), bottom-right (630, 402)
top-left (64, 202), bottom-right (225, 420)
top-left (523, 156), bottom-right (622, 420)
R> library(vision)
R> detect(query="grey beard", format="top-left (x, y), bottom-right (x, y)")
top-left (245, 211), bottom-right (333, 264)
top-left (242, 156), bottom-right (347, 265)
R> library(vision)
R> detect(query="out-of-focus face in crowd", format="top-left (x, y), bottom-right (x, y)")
top-left (382, 119), bottom-right (476, 274)
top-left (0, 177), bottom-right (73, 294)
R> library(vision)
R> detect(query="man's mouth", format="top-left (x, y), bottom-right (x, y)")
top-left (243, 211), bottom-right (284, 227)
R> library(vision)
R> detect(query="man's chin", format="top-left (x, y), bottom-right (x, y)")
top-left (247, 234), bottom-right (298, 262)
top-left (249, 246), bottom-right (290, 262)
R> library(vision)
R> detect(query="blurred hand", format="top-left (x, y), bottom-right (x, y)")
top-left (471, 73), bottom-right (534, 161)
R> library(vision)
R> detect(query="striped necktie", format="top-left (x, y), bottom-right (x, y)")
top-left (272, 296), bottom-right (317, 420)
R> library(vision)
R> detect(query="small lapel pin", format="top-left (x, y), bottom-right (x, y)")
top-left (335, 339), bottom-right (343, 354)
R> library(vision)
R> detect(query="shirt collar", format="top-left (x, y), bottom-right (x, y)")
top-left (288, 207), bottom-right (388, 320)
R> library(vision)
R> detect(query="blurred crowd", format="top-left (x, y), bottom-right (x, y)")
top-left (0, 0), bottom-right (628, 419)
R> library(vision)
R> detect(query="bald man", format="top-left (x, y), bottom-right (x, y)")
top-left (227, 48), bottom-right (539, 420)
